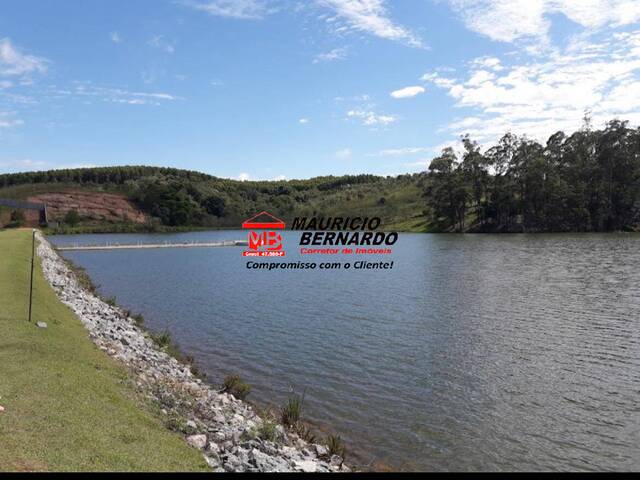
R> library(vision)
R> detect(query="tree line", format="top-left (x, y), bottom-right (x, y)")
top-left (2, 119), bottom-right (638, 232)
top-left (425, 119), bottom-right (640, 232)
top-left (0, 165), bottom-right (393, 228)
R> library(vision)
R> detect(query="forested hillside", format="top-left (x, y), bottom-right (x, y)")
top-left (425, 119), bottom-right (640, 232)
top-left (1, 119), bottom-right (639, 233)
top-left (0, 167), bottom-right (427, 232)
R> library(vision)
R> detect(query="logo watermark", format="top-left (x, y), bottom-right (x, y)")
top-left (242, 211), bottom-right (286, 257)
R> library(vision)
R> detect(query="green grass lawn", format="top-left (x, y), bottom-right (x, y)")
top-left (0, 229), bottom-right (208, 472)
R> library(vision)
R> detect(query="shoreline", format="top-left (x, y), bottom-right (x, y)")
top-left (42, 225), bottom-right (640, 236)
top-left (36, 231), bottom-right (351, 473)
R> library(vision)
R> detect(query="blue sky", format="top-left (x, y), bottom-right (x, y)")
top-left (1, 1), bottom-right (640, 180)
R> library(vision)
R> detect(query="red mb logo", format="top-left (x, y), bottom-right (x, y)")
top-left (242, 212), bottom-right (286, 257)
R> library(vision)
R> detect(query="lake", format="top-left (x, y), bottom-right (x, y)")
top-left (49, 231), bottom-right (640, 471)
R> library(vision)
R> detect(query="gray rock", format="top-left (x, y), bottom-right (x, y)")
top-left (186, 420), bottom-right (197, 430)
top-left (186, 434), bottom-right (208, 450)
top-left (294, 460), bottom-right (318, 473)
top-left (314, 444), bottom-right (329, 457)
top-left (36, 321), bottom-right (48, 329)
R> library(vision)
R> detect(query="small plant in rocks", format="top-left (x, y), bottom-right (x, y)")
top-left (222, 375), bottom-right (251, 400)
top-left (326, 434), bottom-right (346, 460)
top-left (132, 313), bottom-right (145, 327)
top-left (151, 330), bottom-right (172, 349)
top-left (184, 355), bottom-right (207, 380)
top-left (294, 422), bottom-right (316, 443)
top-left (280, 393), bottom-right (304, 428)
top-left (104, 296), bottom-right (117, 306)
top-left (258, 415), bottom-right (280, 442)
top-left (163, 412), bottom-right (184, 432)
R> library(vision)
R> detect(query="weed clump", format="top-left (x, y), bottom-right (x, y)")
top-left (326, 434), bottom-right (346, 460)
top-left (280, 395), bottom-right (303, 427)
top-left (222, 375), bottom-right (251, 400)
top-left (151, 330), bottom-right (172, 349)
top-left (132, 313), bottom-right (145, 326)
top-left (294, 423), bottom-right (316, 443)
top-left (257, 415), bottom-right (280, 442)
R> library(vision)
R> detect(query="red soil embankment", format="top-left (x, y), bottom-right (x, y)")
top-left (28, 191), bottom-right (148, 224)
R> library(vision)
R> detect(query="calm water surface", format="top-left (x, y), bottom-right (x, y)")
top-left (49, 231), bottom-right (640, 471)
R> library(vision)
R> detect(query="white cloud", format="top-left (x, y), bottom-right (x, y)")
top-left (466, 69), bottom-right (495, 86)
top-left (120, 99), bottom-right (147, 105)
top-left (0, 118), bottom-right (23, 128)
top-left (335, 148), bottom-right (352, 159)
top-left (448, 0), bottom-right (640, 44)
top-left (299, 117), bottom-right (310, 124)
top-left (0, 159), bottom-right (45, 172)
top-left (55, 84), bottom-right (181, 106)
top-left (148, 35), bottom-right (175, 54)
top-left (184, 0), bottom-right (271, 19)
top-left (347, 108), bottom-right (398, 126)
top-left (313, 47), bottom-right (348, 63)
top-left (402, 158), bottom-right (430, 169)
top-left (0, 80), bottom-right (12, 89)
top-left (238, 172), bottom-right (251, 181)
top-left (390, 85), bottom-right (425, 98)
top-left (334, 93), bottom-right (370, 102)
top-left (274, 174), bottom-right (287, 181)
top-left (319, 0), bottom-right (424, 47)
top-left (110, 32), bottom-right (122, 43)
top-left (421, 72), bottom-right (457, 88)
top-left (423, 29), bottom-right (640, 145)
top-left (0, 38), bottom-right (48, 76)
top-left (0, 111), bottom-right (23, 129)
top-left (369, 147), bottom-right (430, 156)
top-left (472, 56), bottom-right (504, 71)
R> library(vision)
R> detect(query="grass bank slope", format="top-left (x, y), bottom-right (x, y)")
top-left (0, 229), bottom-right (208, 472)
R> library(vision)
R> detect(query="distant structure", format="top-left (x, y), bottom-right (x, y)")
top-left (0, 198), bottom-right (48, 226)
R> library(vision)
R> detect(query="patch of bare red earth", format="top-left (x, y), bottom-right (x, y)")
top-left (28, 192), bottom-right (148, 224)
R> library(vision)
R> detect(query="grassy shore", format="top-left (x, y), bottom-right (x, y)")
top-left (0, 229), bottom-right (209, 472)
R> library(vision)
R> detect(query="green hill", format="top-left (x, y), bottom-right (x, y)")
top-left (5, 119), bottom-right (637, 235)
top-left (0, 167), bottom-right (429, 233)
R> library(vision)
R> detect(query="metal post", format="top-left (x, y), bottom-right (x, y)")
top-left (28, 229), bottom-right (35, 323)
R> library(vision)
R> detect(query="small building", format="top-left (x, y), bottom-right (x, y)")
top-left (0, 198), bottom-right (48, 227)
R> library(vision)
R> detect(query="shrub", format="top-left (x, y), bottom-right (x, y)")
top-left (280, 394), bottom-right (303, 428)
top-left (326, 434), bottom-right (346, 460)
top-left (151, 330), bottom-right (172, 349)
top-left (223, 375), bottom-right (251, 400)
top-left (203, 195), bottom-right (226, 217)
top-left (64, 209), bottom-right (81, 226)
top-left (258, 416), bottom-right (279, 442)
top-left (294, 423), bottom-right (316, 443)
top-left (184, 355), bottom-right (207, 380)
top-left (132, 313), bottom-right (145, 326)
top-left (164, 412), bottom-right (185, 432)
top-left (104, 296), bottom-right (117, 306)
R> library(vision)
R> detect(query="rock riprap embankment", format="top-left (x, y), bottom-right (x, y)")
top-left (36, 233), bottom-right (349, 473)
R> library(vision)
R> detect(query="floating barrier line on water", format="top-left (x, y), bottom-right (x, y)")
top-left (55, 240), bottom-right (248, 251)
